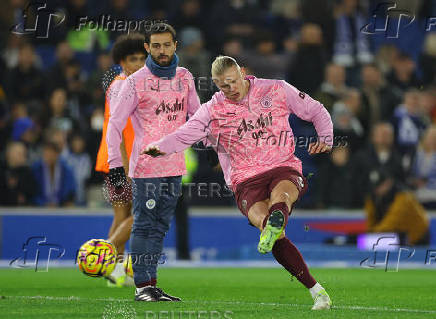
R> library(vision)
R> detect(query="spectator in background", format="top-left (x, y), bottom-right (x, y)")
top-left (47, 128), bottom-right (70, 159)
top-left (360, 63), bottom-right (401, 130)
top-left (300, 0), bottom-right (335, 57)
top-left (240, 31), bottom-right (290, 79)
top-left (208, 0), bottom-right (264, 54)
top-left (107, 0), bottom-right (134, 41)
top-left (10, 103), bottom-right (41, 163)
top-left (313, 63), bottom-right (348, 112)
top-left (87, 52), bottom-right (112, 107)
top-left (32, 142), bottom-right (76, 207)
top-left (269, 0), bottom-right (302, 52)
top-left (316, 147), bottom-right (356, 208)
top-left (178, 28), bottom-right (211, 102)
top-left (46, 42), bottom-right (75, 93)
top-left (374, 45), bottom-right (399, 77)
top-left (287, 23), bottom-right (326, 95)
top-left (65, 0), bottom-right (89, 30)
top-left (0, 100), bottom-right (8, 153)
top-left (221, 37), bottom-right (245, 59)
top-left (172, 0), bottom-right (206, 32)
top-left (353, 122), bottom-right (405, 207)
top-left (66, 134), bottom-right (91, 206)
top-left (391, 89), bottom-right (427, 172)
top-left (5, 43), bottom-right (45, 103)
top-left (10, 103), bottom-right (42, 160)
top-left (420, 32), bottom-right (436, 86)
top-left (43, 88), bottom-right (78, 134)
top-left (64, 60), bottom-right (92, 125)
top-left (2, 34), bottom-right (23, 69)
top-left (332, 88), bottom-right (365, 151)
top-left (333, 0), bottom-right (373, 85)
top-left (0, 142), bottom-right (36, 206)
top-left (413, 126), bottom-right (436, 208)
top-left (387, 52), bottom-right (421, 94)
top-left (419, 88), bottom-right (436, 125)
top-left (364, 164), bottom-right (429, 245)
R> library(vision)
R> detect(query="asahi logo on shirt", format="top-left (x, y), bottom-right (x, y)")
top-left (155, 98), bottom-right (185, 121)
top-left (237, 112), bottom-right (273, 140)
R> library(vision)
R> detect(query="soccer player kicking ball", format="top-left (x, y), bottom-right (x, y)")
top-left (95, 33), bottom-right (146, 287)
top-left (106, 23), bottom-right (201, 301)
top-left (143, 56), bottom-right (333, 310)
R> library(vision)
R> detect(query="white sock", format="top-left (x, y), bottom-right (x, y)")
top-left (111, 262), bottom-right (124, 278)
top-left (309, 282), bottom-right (324, 299)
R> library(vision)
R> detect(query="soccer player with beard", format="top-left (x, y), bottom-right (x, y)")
top-left (143, 56), bottom-right (333, 310)
top-left (95, 33), bottom-right (146, 287)
top-left (106, 23), bottom-right (201, 301)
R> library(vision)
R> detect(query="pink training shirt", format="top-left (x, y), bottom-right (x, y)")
top-left (106, 65), bottom-right (201, 178)
top-left (152, 76), bottom-right (333, 190)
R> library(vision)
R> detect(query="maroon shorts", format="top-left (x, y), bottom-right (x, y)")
top-left (103, 174), bottom-right (133, 203)
top-left (234, 166), bottom-right (308, 217)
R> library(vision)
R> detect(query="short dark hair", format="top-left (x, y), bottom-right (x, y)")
top-left (112, 33), bottom-right (147, 64)
top-left (144, 23), bottom-right (176, 44)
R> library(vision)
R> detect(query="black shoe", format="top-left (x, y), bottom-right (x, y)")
top-left (135, 286), bottom-right (181, 302)
top-left (154, 287), bottom-right (181, 301)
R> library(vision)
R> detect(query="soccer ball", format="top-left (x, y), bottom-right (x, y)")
top-left (123, 254), bottom-right (133, 278)
top-left (77, 239), bottom-right (117, 277)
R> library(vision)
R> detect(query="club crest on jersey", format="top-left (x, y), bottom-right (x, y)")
top-left (260, 96), bottom-right (272, 108)
top-left (146, 199), bottom-right (156, 209)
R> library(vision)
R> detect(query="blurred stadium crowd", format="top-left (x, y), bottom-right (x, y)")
top-left (0, 0), bottom-right (435, 210)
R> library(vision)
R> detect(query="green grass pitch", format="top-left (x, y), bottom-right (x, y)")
top-left (0, 267), bottom-right (435, 319)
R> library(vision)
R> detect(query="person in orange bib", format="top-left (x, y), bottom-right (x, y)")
top-left (95, 33), bottom-right (146, 287)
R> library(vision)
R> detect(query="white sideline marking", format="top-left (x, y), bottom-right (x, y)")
top-left (4, 295), bottom-right (436, 314)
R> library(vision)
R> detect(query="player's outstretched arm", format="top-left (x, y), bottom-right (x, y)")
top-left (141, 101), bottom-right (213, 157)
top-left (281, 80), bottom-right (333, 155)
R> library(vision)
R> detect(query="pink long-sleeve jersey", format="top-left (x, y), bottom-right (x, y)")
top-left (154, 76), bottom-right (333, 190)
top-left (106, 65), bottom-right (201, 178)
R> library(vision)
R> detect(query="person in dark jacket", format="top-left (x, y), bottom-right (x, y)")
top-left (316, 146), bottom-right (356, 208)
top-left (352, 122), bottom-right (406, 207)
top-left (31, 142), bottom-right (76, 206)
top-left (0, 141), bottom-right (36, 205)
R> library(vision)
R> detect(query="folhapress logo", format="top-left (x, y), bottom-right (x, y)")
top-left (10, 1), bottom-right (65, 39)
top-left (361, 1), bottom-right (436, 38)
top-left (9, 236), bottom-right (65, 272)
top-left (360, 2), bottom-right (415, 38)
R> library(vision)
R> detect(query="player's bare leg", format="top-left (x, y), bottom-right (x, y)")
top-left (108, 214), bottom-right (133, 254)
top-left (108, 202), bottom-right (132, 254)
top-left (272, 181), bottom-right (331, 309)
top-left (107, 201), bottom-right (134, 287)
top-left (257, 180), bottom-right (298, 254)
top-left (250, 180), bottom-right (331, 310)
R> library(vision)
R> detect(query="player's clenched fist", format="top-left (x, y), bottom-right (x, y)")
top-left (141, 145), bottom-right (166, 157)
